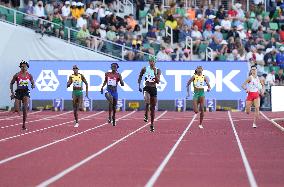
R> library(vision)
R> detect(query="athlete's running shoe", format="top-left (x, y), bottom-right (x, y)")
top-left (22, 126), bottom-right (27, 130)
top-left (74, 123), bottom-right (79, 128)
top-left (112, 117), bottom-right (116, 126)
top-left (150, 124), bottom-right (154, 132)
top-left (198, 125), bottom-right (204, 129)
top-left (108, 117), bottom-right (111, 123)
top-left (252, 123), bottom-right (257, 128)
top-left (144, 114), bottom-right (148, 122)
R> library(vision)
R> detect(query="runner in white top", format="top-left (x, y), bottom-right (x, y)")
top-left (241, 65), bottom-right (265, 128)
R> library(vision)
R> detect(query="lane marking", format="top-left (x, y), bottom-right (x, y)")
top-left (228, 111), bottom-right (258, 187)
top-left (145, 114), bottom-right (197, 187)
top-left (37, 111), bottom-right (167, 187)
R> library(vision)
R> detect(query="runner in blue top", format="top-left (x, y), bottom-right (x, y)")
top-left (138, 56), bottom-right (161, 132)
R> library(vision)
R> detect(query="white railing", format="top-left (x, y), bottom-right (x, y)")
top-left (146, 13), bottom-right (153, 31)
top-left (165, 26), bottom-right (173, 46)
top-left (0, 5), bottom-right (152, 61)
top-left (117, 0), bottom-right (134, 15)
top-left (206, 47), bottom-right (213, 61)
top-left (185, 36), bottom-right (193, 60)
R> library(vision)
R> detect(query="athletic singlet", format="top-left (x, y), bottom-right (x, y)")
top-left (145, 66), bottom-right (158, 83)
top-left (248, 75), bottom-right (261, 93)
top-left (71, 74), bottom-right (83, 90)
top-left (193, 74), bottom-right (205, 89)
top-left (17, 72), bottom-right (31, 90)
top-left (106, 72), bottom-right (120, 87)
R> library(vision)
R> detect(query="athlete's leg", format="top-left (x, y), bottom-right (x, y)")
top-left (149, 96), bottom-right (157, 132)
top-left (108, 102), bottom-right (112, 123)
top-left (72, 94), bottom-right (79, 124)
top-left (112, 98), bottom-right (117, 126)
top-left (252, 97), bottom-right (260, 127)
top-left (105, 92), bottom-right (113, 105)
top-left (199, 97), bottom-right (205, 128)
top-left (245, 100), bottom-right (252, 114)
top-left (193, 99), bottom-right (198, 114)
top-left (14, 99), bottom-right (21, 115)
top-left (144, 91), bottom-right (150, 122)
top-left (22, 96), bottom-right (29, 130)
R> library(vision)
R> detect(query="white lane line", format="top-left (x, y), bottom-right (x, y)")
top-left (260, 112), bottom-right (284, 131)
top-left (0, 111), bottom-right (137, 165)
top-left (37, 111), bottom-right (167, 187)
top-left (1, 111), bottom-right (73, 129)
top-left (0, 112), bottom-right (104, 142)
top-left (0, 111), bottom-right (42, 121)
top-left (228, 111), bottom-right (258, 187)
top-left (145, 113), bottom-right (197, 187)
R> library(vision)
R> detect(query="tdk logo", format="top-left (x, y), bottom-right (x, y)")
top-left (36, 70), bottom-right (59, 91)
top-left (57, 69), bottom-right (241, 92)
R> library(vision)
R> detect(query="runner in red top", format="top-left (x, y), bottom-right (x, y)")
top-left (241, 65), bottom-right (265, 128)
top-left (10, 60), bottom-right (35, 130)
top-left (101, 63), bottom-right (124, 126)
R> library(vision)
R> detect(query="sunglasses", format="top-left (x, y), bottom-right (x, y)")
top-left (73, 68), bottom-right (78, 70)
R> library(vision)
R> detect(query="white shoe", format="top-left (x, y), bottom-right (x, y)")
top-left (198, 125), bottom-right (204, 129)
top-left (74, 123), bottom-right (79, 128)
top-left (252, 123), bottom-right (257, 128)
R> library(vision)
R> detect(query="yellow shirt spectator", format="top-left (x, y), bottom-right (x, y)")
top-left (165, 20), bottom-right (178, 30)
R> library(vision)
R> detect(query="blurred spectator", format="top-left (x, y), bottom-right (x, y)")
top-left (203, 24), bottom-right (213, 43)
top-left (194, 14), bottom-right (204, 31)
top-left (146, 26), bottom-right (157, 43)
top-left (191, 25), bottom-right (202, 54)
top-left (61, 1), bottom-right (71, 20)
top-left (265, 69), bottom-right (276, 90)
top-left (77, 24), bottom-right (96, 49)
top-left (221, 14), bottom-right (231, 33)
top-left (276, 46), bottom-right (284, 69)
top-left (264, 48), bottom-right (277, 66)
top-left (106, 25), bottom-right (117, 41)
top-left (76, 13), bottom-right (88, 29)
top-left (52, 10), bottom-right (64, 38)
top-left (157, 46), bottom-right (172, 61)
top-left (275, 69), bottom-right (284, 85)
top-left (181, 48), bottom-right (191, 61)
top-left (205, 4), bottom-right (214, 18)
top-left (24, 0), bottom-right (35, 21)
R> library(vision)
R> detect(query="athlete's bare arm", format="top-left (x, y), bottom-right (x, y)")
top-left (241, 77), bottom-right (252, 92)
top-left (138, 67), bottom-right (146, 92)
top-left (10, 73), bottom-right (18, 99)
top-left (81, 74), bottom-right (89, 98)
top-left (154, 68), bottom-right (161, 84)
top-left (119, 73), bottom-right (124, 86)
top-left (100, 73), bottom-right (108, 94)
top-left (204, 76), bottom-right (211, 91)
top-left (30, 74), bottom-right (35, 89)
top-left (67, 76), bottom-right (73, 88)
top-left (186, 76), bottom-right (195, 97)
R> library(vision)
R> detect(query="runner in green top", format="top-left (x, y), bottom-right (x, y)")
top-left (186, 66), bottom-right (211, 129)
top-left (67, 65), bottom-right (89, 128)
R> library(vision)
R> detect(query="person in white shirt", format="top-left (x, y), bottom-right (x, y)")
top-left (34, 1), bottom-right (46, 19)
top-left (61, 1), bottom-right (71, 20)
top-left (191, 25), bottom-right (202, 54)
top-left (85, 3), bottom-right (95, 18)
top-left (99, 24), bottom-right (107, 39)
top-left (76, 13), bottom-right (88, 29)
top-left (221, 15), bottom-right (232, 32)
top-left (265, 70), bottom-right (276, 90)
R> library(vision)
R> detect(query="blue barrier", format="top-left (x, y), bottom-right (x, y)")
top-left (29, 61), bottom-right (249, 100)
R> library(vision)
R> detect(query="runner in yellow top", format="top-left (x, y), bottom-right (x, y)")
top-left (186, 66), bottom-right (211, 129)
top-left (67, 65), bottom-right (88, 127)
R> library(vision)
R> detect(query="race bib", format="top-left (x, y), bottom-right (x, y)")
top-left (108, 78), bottom-right (116, 86)
top-left (73, 80), bottom-right (82, 88)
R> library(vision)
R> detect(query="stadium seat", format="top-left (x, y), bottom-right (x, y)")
top-left (269, 23), bottom-right (279, 30)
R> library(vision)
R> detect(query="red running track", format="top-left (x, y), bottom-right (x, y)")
top-left (0, 111), bottom-right (283, 187)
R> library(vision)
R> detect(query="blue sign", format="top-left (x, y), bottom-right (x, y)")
top-left (238, 99), bottom-right (246, 111)
top-left (53, 98), bottom-right (64, 111)
top-left (206, 99), bottom-right (216, 111)
top-left (29, 61), bottom-right (249, 100)
top-left (175, 98), bottom-right (186, 111)
top-left (83, 98), bottom-right (92, 111)
top-left (116, 99), bottom-right (125, 111)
